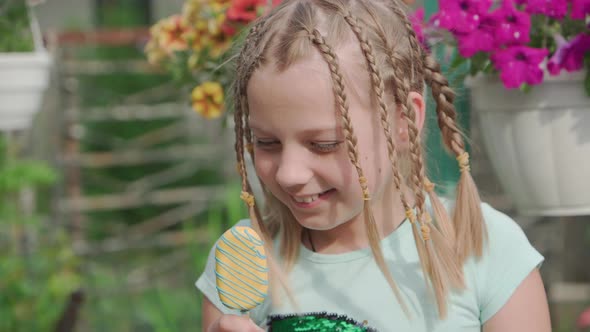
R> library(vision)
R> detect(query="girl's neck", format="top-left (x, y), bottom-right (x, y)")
top-left (304, 181), bottom-right (414, 254)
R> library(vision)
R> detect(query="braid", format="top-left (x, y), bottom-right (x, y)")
top-left (234, 16), bottom-right (300, 310)
top-left (384, 3), bottom-right (427, 209)
top-left (385, 0), bottom-right (425, 84)
top-left (309, 27), bottom-right (408, 315)
top-left (404, 94), bottom-right (464, 317)
top-left (338, 5), bottom-right (421, 316)
top-left (370, 0), bottom-right (465, 317)
top-left (234, 19), bottom-right (265, 210)
top-left (229, 0), bottom-right (481, 319)
top-left (239, 18), bottom-right (271, 156)
top-left (340, 9), bottom-right (411, 212)
top-left (382, 2), bottom-right (478, 265)
top-left (423, 54), bottom-right (487, 263)
top-left (309, 30), bottom-right (364, 182)
top-left (381, 0), bottom-right (461, 260)
top-left (423, 55), bottom-right (462, 154)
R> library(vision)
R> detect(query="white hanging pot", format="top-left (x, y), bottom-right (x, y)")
top-left (0, 52), bottom-right (51, 131)
top-left (467, 71), bottom-right (590, 217)
top-left (0, 2), bottom-right (52, 131)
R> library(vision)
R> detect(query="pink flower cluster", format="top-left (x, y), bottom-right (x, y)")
top-left (423, 0), bottom-right (590, 88)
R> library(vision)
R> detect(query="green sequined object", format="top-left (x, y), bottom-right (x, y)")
top-left (267, 312), bottom-right (378, 332)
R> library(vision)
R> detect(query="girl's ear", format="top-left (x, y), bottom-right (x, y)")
top-left (394, 91), bottom-right (426, 148)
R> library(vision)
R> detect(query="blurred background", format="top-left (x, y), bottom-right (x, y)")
top-left (1, 0), bottom-right (589, 331)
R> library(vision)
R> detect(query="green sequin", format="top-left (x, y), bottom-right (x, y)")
top-left (267, 312), bottom-right (377, 332)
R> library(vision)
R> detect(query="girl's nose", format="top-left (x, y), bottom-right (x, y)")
top-left (275, 147), bottom-right (313, 191)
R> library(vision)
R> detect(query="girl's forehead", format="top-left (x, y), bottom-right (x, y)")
top-left (247, 47), bottom-right (372, 114)
top-left (247, 60), bottom-right (337, 126)
top-left (247, 59), bottom-right (374, 137)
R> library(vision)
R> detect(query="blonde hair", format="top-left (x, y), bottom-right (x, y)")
top-left (232, 0), bottom-right (486, 319)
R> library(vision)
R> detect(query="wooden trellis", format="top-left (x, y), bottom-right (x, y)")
top-left (51, 28), bottom-right (234, 255)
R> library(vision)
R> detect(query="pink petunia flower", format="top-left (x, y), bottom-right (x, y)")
top-left (578, 307), bottom-right (590, 329)
top-left (518, 0), bottom-right (568, 19)
top-left (410, 8), bottom-right (426, 47)
top-left (456, 15), bottom-right (496, 57)
top-left (490, 46), bottom-right (549, 88)
top-left (547, 33), bottom-right (590, 75)
top-left (571, 0), bottom-right (590, 19)
top-left (490, 0), bottom-right (531, 46)
top-left (431, 0), bottom-right (492, 35)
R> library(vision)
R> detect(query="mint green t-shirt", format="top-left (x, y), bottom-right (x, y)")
top-left (196, 203), bottom-right (543, 331)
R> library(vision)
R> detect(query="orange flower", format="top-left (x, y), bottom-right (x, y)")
top-left (186, 10), bottom-right (232, 57)
top-left (208, 13), bottom-right (233, 57)
top-left (144, 38), bottom-right (167, 66)
top-left (191, 82), bottom-right (224, 119)
top-left (158, 15), bottom-right (191, 52)
top-left (182, 0), bottom-right (204, 23)
top-left (186, 19), bottom-right (211, 52)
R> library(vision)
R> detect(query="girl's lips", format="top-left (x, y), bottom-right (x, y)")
top-left (292, 189), bottom-right (335, 209)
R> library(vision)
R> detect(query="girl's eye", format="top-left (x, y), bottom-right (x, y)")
top-left (254, 139), bottom-right (280, 150)
top-left (311, 142), bottom-right (342, 153)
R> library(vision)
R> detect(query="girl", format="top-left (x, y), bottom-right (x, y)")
top-left (197, 0), bottom-right (551, 331)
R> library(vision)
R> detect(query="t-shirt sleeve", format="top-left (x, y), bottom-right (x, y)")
top-left (473, 203), bottom-right (544, 323)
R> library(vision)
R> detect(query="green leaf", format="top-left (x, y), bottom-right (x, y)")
top-left (519, 84), bottom-right (532, 94)
top-left (0, 0), bottom-right (35, 52)
top-left (449, 53), bottom-right (467, 70)
top-left (468, 52), bottom-right (491, 76)
top-left (0, 161), bottom-right (57, 192)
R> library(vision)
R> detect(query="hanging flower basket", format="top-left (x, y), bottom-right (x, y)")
top-left (409, 0), bottom-right (590, 216)
top-left (467, 70), bottom-right (590, 216)
top-left (0, 51), bottom-right (51, 131)
top-left (0, 0), bottom-right (52, 131)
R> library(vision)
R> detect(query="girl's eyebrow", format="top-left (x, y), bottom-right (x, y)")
top-left (300, 127), bottom-right (342, 136)
top-left (249, 124), bottom-right (342, 136)
top-left (249, 124), bottom-right (272, 135)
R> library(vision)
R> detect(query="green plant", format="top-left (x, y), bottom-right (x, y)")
top-left (0, 0), bottom-right (35, 52)
top-left (0, 136), bottom-right (81, 332)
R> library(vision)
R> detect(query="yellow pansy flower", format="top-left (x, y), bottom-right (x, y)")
top-left (191, 81), bottom-right (224, 119)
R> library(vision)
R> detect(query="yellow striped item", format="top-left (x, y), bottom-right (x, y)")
top-left (214, 226), bottom-right (269, 311)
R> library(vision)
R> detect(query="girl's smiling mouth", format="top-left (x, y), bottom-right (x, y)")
top-left (291, 189), bottom-right (336, 208)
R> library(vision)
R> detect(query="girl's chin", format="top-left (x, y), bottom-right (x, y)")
top-left (292, 215), bottom-right (346, 232)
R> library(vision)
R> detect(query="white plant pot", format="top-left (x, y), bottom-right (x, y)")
top-left (0, 51), bottom-right (52, 131)
top-left (467, 71), bottom-right (590, 216)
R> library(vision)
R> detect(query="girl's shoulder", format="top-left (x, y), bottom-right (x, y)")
top-left (434, 197), bottom-right (543, 271)
top-left (462, 202), bottom-right (544, 323)
top-left (474, 201), bottom-right (536, 253)
top-left (434, 197), bottom-right (532, 246)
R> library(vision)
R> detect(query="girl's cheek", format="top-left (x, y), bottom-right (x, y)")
top-left (253, 155), bottom-right (276, 184)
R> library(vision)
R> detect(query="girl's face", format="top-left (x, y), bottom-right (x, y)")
top-left (247, 49), bottom-right (419, 232)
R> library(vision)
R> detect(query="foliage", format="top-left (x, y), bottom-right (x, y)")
top-left (0, 136), bottom-right (80, 332)
top-left (75, 182), bottom-right (247, 331)
top-left (0, 0), bottom-right (35, 52)
top-left (413, 0), bottom-right (590, 94)
top-left (145, 0), bottom-right (280, 120)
